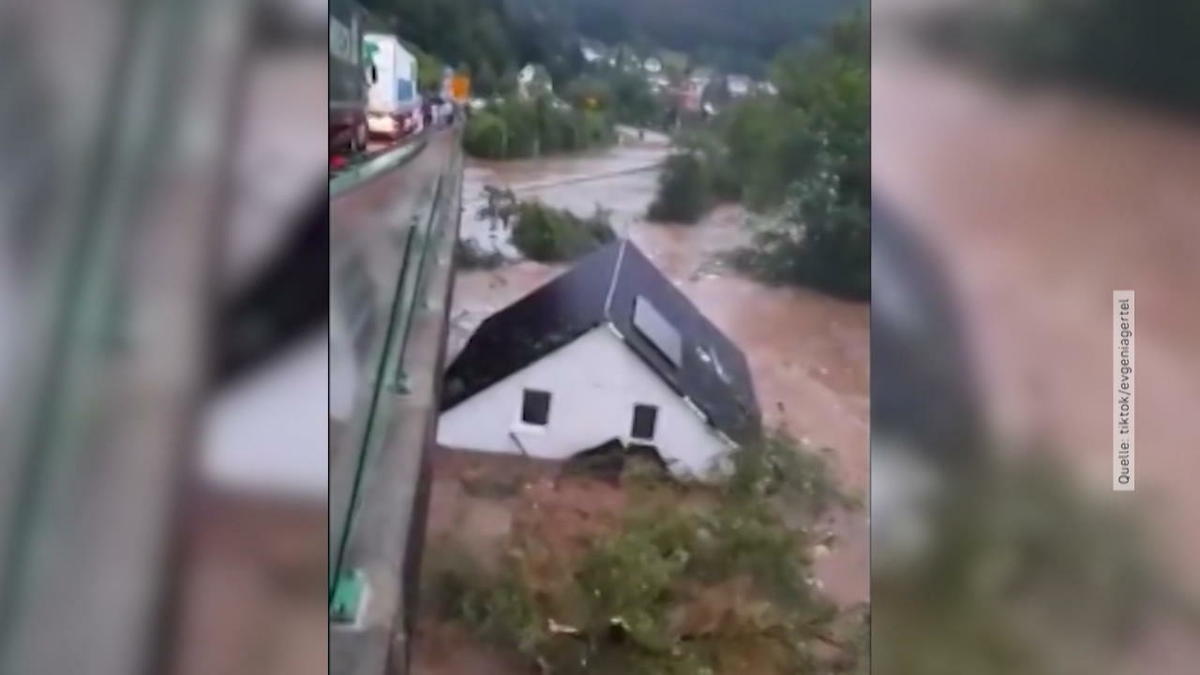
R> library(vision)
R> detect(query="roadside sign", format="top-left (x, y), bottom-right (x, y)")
top-left (450, 75), bottom-right (470, 102)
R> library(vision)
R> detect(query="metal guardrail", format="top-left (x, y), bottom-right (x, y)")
top-left (391, 173), bottom-right (445, 391)
top-left (329, 141), bottom-right (455, 618)
top-left (329, 127), bottom-right (464, 675)
top-left (0, 1), bottom-right (249, 673)
top-left (330, 134), bottom-right (429, 197)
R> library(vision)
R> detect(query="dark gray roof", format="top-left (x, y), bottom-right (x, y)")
top-left (441, 239), bottom-right (761, 442)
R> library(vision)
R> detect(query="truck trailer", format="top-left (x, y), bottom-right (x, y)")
top-left (330, 0), bottom-right (373, 156)
top-left (364, 34), bottom-right (421, 140)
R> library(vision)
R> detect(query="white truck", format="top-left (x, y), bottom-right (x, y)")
top-left (363, 34), bottom-right (421, 139)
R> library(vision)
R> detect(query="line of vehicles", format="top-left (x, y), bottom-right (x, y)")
top-left (330, 0), bottom-right (469, 160)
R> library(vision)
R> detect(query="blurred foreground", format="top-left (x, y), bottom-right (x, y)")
top-left (0, 1), bottom-right (328, 673)
top-left (873, 0), bottom-right (1200, 673)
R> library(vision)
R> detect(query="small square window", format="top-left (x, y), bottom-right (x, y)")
top-left (521, 389), bottom-right (551, 426)
top-left (631, 404), bottom-right (658, 440)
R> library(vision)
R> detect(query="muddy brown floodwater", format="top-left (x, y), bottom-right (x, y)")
top-left (440, 132), bottom-right (870, 612)
top-left (874, 38), bottom-right (1200, 673)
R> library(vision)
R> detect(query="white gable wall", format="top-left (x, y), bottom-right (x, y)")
top-left (437, 325), bottom-right (732, 478)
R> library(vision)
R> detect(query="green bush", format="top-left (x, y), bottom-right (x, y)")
top-left (536, 102), bottom-right (581, 153)
top-left (672, 129), bottom-right (737, 201)
top-left (463, 111), bottom-right (509, 158)
top-left (711, 97), bottom-right (818, 211)
top-left (580, 110), bottom-right (617, 147)
top-left (726, 431), bottom-right (860, 516)
top-left (494, 99), bottom-right (539, 156)
top-left (654, 9), bottom-right (869, 299)
top-left (647, 152), bottom-right (713, 223)
top-left (733, 150), bottom-right (870, 300)
top-left (434, 433), bottom-right (866, 675)
top-left (463, 97), bottom-right (617, 159)
top-left (512, 200), bottom-right (616, 262)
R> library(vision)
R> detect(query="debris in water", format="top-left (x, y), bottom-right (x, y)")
top-left (548, 618), bottom-right (583, 637)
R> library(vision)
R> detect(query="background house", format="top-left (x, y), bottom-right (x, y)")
top-left (438, 240), bottom-right (760, 477)
top-left (726, 74), bottom-right (752, 98)
top-left (517, 63), bottom-right (553, 99)
top-left (580, 38), bottom-right (607, 64)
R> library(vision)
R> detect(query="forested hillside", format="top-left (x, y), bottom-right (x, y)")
top-left (361, 0), bottom-right (855, 88)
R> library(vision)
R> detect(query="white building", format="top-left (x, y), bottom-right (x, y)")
top-left (437, 240), bottom-right (761, 479)
top-left (727, 74), bottom-right (753, 98)
top-left (580, 40), bottom-right (607, 64)
top-left (688, 68), bottom-right (713, 97)
top-left (680, 78), bottom-right (705, 113)
top-left (643, 57), bottom-right (663, 74)
top-left (517, 63), bottom-right (553, 99)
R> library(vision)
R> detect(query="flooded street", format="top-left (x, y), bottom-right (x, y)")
top-left (442, 132), bottom-right (870, 605)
